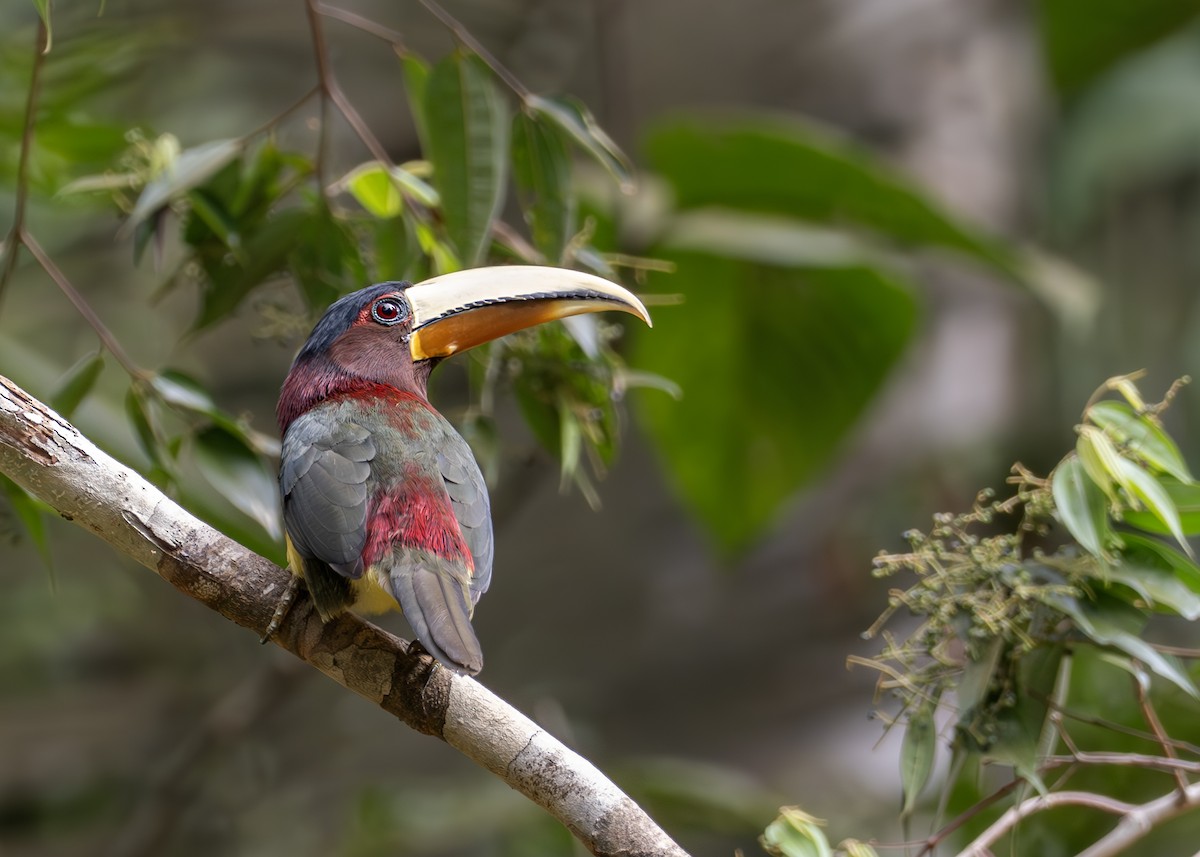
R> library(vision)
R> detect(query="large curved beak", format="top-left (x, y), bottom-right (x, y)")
top-left (406, 265), bottom-right (652, 361)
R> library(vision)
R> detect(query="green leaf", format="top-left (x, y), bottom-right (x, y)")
top-left (1036, 0), bottom-right (1200, 96)
top-left (759, 807), bottom-right (832, 857)
top-left (127, 138), bottom-right (244, 230)
top-left (841, 842), bottom-right (880, 857)
top-left (632, 252), bottom-right (916, 553)
top-left (1088, 400), bottom-right (1194, 482)
top-left (900, 704), bottom-right (936, 818)
top-left (956, 637), bottom-right (1004, 725)
top-left (1111, 456), bottom-right (1192, 557)
top-left (1090, 544), bottom-right (1200, 619)
top-left (1050, 25), bottom-right (1200, 233)
top-left (512, 110), bottom-right (574, 262)
top-left (975, 645), bottom-right (1064, 794)
top-left (389, 165), bottom-right (439, 208)
top-left (145, 369), bottom-right (279, 457)
top-left (51, 351), bottom-right (104, 418)
top-left (1, 474), bottom-right (53, 575)
top-left (150, 370), bottom-right (217, 415)
top-left (644, 116), bottom-right (1018, 277)
top-left (424, 51), bottom-right (509, 266)
top-left (401, 54), bottom-right (432, 155)
top-left (1121, 478), bottom-right (1200, 536)
top-left (193, 207), bottom-right (310, 330)
top-left (1052, 456), bottom-right (1113, 558)
top-left (663, 210), bottom-right (880, 269)
top-left (1119, 532), bottom-right (1200, 597)
top-left (192, 426), bottom-right (283, 541)
top-left (125, 385), bottom-right (167, 470)
top-left (526, 94), bottom-right (635, 192)
top-left (1040, 590), bottom-right (1198, 697)
top-left (187, 189), bottom-right (241, 250)
top-left (289, 207), bottom-right (368, 312)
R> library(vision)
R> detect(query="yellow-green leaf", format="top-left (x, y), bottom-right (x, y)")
top-left (1076, 430), bottom-right (1118, 504)
top-left (1088, 399), bottom-right (1194, 483)
top-left (760, 807), bottom-right (832, 857)
top-left (345, 162), bottom-right (402, 218)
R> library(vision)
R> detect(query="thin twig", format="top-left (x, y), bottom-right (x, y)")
top-left (957, 791), bottom-right (1138, 857)
top-left (305, 0), bottom-right (395, 178)
top-left (328, 83), bottom-right (394, 166)
top-left (1133, 672), bottom-right (1190, 793)
top-left (20, 230), bottom-right (143, 377)
top-left (1046, 698), bottom-right (1200, 756)
top-left (416, 0), bottom-right (530, 98)
top-left (0, 20), bottom-right (50, 308)
top-left (1075, 780), bottom-right (1200, 857)
top-left (910, 775), bottom-right (1025, 857)
top-left (1149, 643), bottom-right (1200, 658)
top-left (240, 84), bottom-right (322, 143)
top-left (304, 0), bottom-right (334, 187)
top-left (316, 2), bottom-right (407, 49)
top-left (1044, 753), bottom-right (1200, 776)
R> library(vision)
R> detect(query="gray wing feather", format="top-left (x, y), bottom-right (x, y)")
top-left (436, 444), bottom-right (493, 601)
top-left (281, 413), bottom-right (376, 577)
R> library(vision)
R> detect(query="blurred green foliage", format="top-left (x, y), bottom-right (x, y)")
top-left (9, 2), bottom-right (1200, 856)
top-left (1, 1), bottom-right (1069, 560)
top-left (1037, 0), bottom-right (1200, 97)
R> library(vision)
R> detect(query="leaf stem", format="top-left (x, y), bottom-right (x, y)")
top-left (305, 0), bottom-right (394, 180)
top-left (304, 0), bottom-right (335, 188)
top-left (21, 230), bottom-right (143, 378)
top-left (316, 3), bottom-right (408, 50)
top-left (416, 0), bottom-right (530, 98)
top-left (240, 84), bottom-right (321, 144)
top-left (1133, 672), bottom-right (1190, 794)
top-left (0, 20), bottom-right (50, 310)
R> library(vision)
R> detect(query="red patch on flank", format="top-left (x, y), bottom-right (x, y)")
top-left (362, 481), bottom-right (474, 573)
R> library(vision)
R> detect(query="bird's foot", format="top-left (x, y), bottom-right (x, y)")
top-left (261, 576), bottom-right (301, 644)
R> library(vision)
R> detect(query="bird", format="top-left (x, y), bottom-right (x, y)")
top-left (270, 265), bottom-right (651, 674)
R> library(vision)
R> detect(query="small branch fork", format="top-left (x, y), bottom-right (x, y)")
top-left (879, 704), bottom-right (1200, 857)
top-left (0, 377), bottom-right (688, 857)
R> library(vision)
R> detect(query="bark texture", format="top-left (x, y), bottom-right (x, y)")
top-left (0, 374), bottom-right (688, 857)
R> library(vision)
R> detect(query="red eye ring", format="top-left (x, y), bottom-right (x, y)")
top-left (371, 298), bottom-right (405, 325)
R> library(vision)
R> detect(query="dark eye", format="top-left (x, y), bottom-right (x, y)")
top-left (371, 298), bottom-right (405, 325)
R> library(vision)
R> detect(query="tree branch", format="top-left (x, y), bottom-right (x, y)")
top-left (0, 375), bottom-right (688, 857)
top-left (955, 781), bottom-right (1200, 857)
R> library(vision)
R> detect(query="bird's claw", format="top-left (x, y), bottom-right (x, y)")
top-left (261, 576), bottom-right (301, 644)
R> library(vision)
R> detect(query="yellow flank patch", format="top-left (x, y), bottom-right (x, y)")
top-left (285, 535), bottom-right (306, 579)
top-left (350, 566), bottom-right (401, 615)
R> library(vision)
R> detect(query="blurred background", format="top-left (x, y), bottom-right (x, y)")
top-left (3, 0), bottom-right (1200, 855)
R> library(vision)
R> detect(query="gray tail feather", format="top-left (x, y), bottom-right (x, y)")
top-left (300, 555), bottom-right (353, 621)
top-left (388, 557), bottom-right (483, 675)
